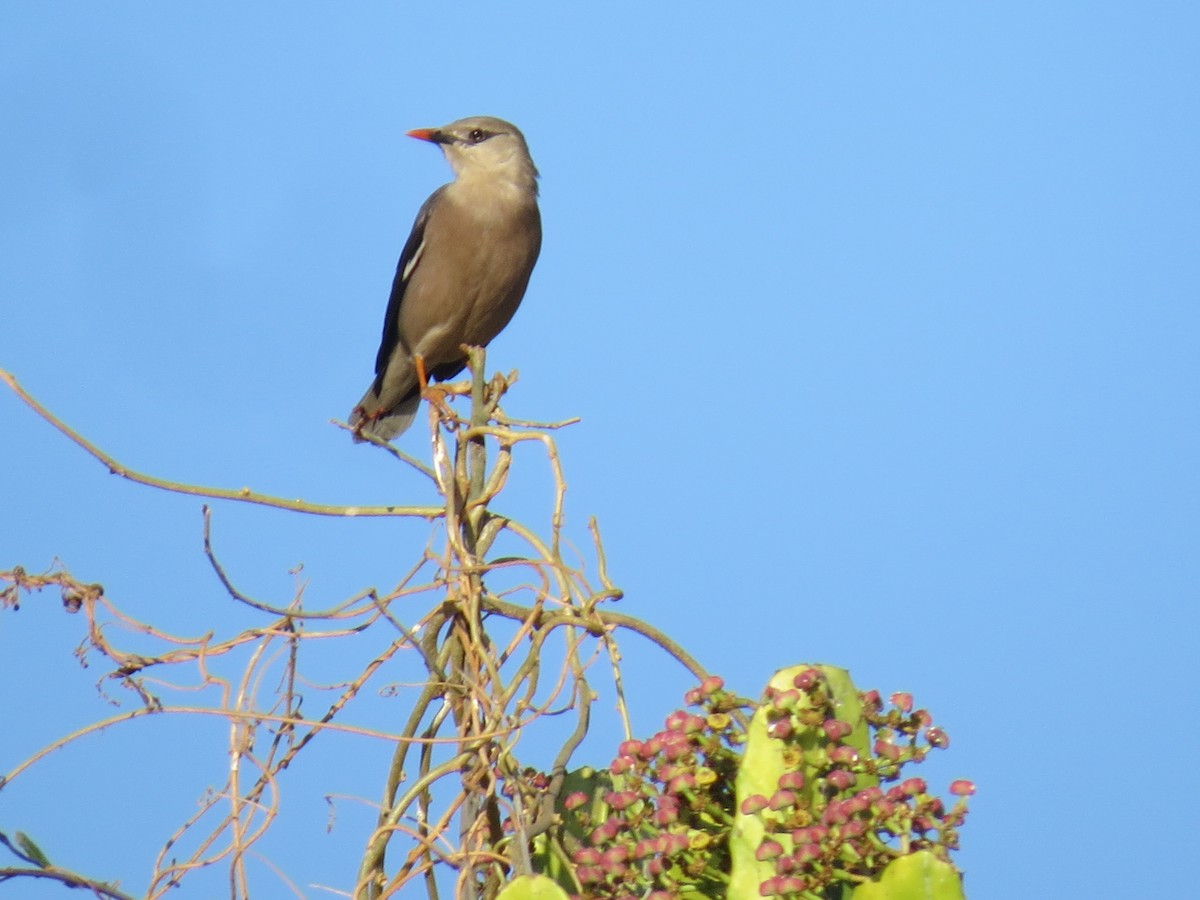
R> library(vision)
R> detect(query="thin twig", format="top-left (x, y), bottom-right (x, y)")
top-left (1, 368), bottom-right (439, 519)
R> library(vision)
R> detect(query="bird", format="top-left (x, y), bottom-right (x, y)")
top-left (349, 115), bottom-right (542, 442)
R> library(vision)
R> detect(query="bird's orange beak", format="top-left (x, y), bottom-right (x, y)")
top-left (406, 128), bottom-right (443, 143)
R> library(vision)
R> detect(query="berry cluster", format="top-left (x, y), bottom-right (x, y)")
top-left (745, 669), bottom-right (972, 896)
top-left (561, 675), bottom-right (740, 898)
top-left (552, 670), bottom-right (972, 899)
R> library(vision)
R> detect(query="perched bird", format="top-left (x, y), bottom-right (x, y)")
top-left (349, 115), bottom-right (542, 441)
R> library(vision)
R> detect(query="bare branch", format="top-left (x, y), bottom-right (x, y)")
top-left (1, 367), bottom-right (440, 519)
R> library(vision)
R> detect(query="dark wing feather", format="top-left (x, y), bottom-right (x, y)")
top-left (373, 186), bottom-right (446, 375)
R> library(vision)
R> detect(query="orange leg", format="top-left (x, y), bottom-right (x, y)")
top-left (414, 353), bottom-right (455, 422)
top-left (414, 353), bottom-right (430, 393)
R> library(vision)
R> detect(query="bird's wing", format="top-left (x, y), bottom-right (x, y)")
top-left (374, 186), bottom-right (447, 376)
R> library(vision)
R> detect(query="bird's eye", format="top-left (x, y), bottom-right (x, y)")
top-left (468, 128), bottom-right (486, 143)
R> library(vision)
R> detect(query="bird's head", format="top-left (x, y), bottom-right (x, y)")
top-left (407, 116), bottom-right (539, 194)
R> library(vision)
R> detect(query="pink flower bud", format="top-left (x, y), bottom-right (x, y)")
top-left (778, 770), bottom-right (805, 790)
top-left (890, 692), bottom-right (914, 713)
top-left (564, 791), bottom-right (588, 811)
top-left (576, 865), bottom-right (604, 885)
top-left (603, 790), bottom-right (639, 811)
top-left (829, 745), bottom-right (858, 765)
top-left (772, 689), bottom-right (802, 711)
top-left (822, 801), bottom-right (849, 825)
top-left (843, 793), bottom-right (869, 815)
top-left (950, 779), bottom-right (976, 797)
top-left (573, 848), bottom-right (601, 866)
top-left (768, 719), bottom-right (794, 740)
top-left (841, 820), bottom-right (866, 839)
top-left (759, 876), bottom-right (782, 897)
top-left (589, 817), bottom-right (620, 844)
top-left (662, 737), bottom-right (691, 762)
top-left (667, 772), bottom-right (697, 793)
top-left (601, 846), bottom-right (629, 874)
top-left (665, 710), bottom-right (689, 732)
top-left (826, 769), bottom-right (855, 791)
top-left (756, 840), bottom-right (784, 861)
top-left (793, 668), bottom-right (822, 691)
top-left (741, 794), bottom-right (769, 815)
top-left (822, 719), bottom-right (852, 741)
top-left (618, 739), bottom-right (644, 758)
top-left (874, 739), bottom-right (902, 762)
top-left (794, 842), bottom-right (821, 863)
top-left (768, 789), bottom-right (798, 810)
top-left (610, 755), bottom-right (634, 775)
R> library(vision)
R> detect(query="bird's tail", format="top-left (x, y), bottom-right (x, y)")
top-left (349, 387), bottom-right (420, 443)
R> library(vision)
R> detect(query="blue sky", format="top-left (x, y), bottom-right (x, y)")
top-left (2, 3), bottom-right (1197, 898)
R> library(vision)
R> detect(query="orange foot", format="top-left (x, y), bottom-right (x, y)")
top-left (413, 354), bottom-right (455, 423)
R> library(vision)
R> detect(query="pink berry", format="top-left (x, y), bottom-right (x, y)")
top-left (610, 755), bottom-right (634, 775)
top-left (756, 840), bottom-right (784, 861)
top-left (577, 865), bottom-right (604, 885)
top-left (793, 668), bottom-right (822, 691)
top-left (768, 720), bottom-right (794, 740)
top-left (768, 789), bottom-right (798, 810)
top-left (950, 779), bottom-right (976, 797)
top-left (926, 727), bottom-right (950, 749)
top-left (618, 739), bottom-right (644, 758)
top-left (741, 794), bottom-right (769, 815)
top-left (827, 770), bottom-right (855, 791)
top-left (874, 739), bottom-right (902, 762)
top-left (778, 770), bottom-right (805, 790)
top-left (829, 745), bottom-right (858, 765)
top-left (564, 791), bottom-right (588, 811)
top-left (822, 719), bottom-right (852, 741)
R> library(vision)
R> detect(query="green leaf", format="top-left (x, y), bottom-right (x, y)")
top-left (728, 665), bottom-right (873, 899)
top-left (496, 874), bottom-right (572, 900)
top-left (848, 851), bottom-right (966, 900)
top-left (728, 676), bottom-right (788, 898)
top-left (530, 766), bottom-right (615, 894)
top-left (15, 831), bottom-right (51, 868)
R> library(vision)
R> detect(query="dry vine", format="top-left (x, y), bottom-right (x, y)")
top-left (0, 356), bottom-right (706, 900)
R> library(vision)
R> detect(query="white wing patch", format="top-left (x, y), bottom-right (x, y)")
top-left (401, 238), bottom-right (426, 284)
